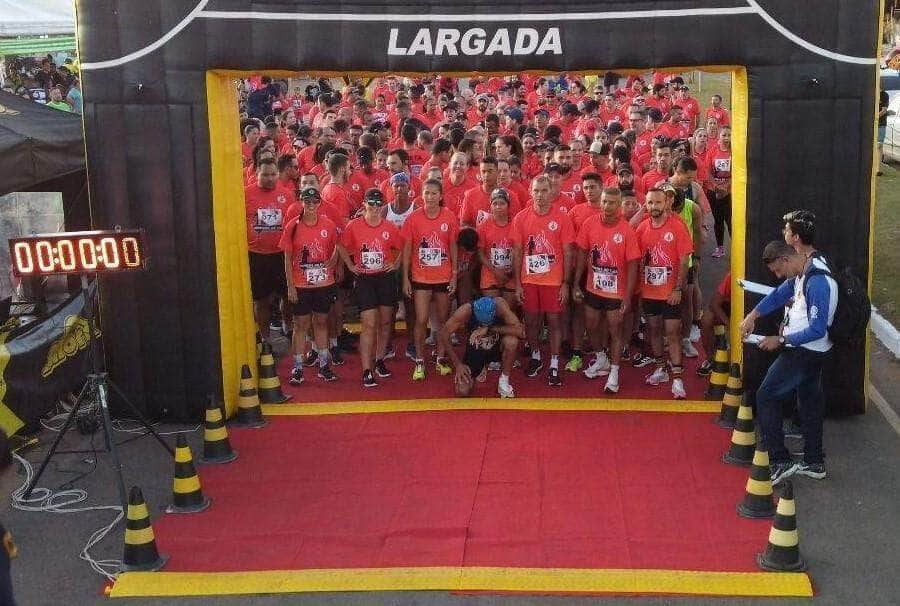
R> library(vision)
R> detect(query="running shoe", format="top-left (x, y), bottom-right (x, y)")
top-left (289, 367), bottom-right (304, 386)
top-left (583, 352), bottom-right (611, 378)
top-left (412, 363), bottom-right (426, 381)
top-left (565, 353), bottom-right (583, 373)
top-left (375, 359), bottom-right (392, 378)
top-left (498, 381), bottom-right (516, 398)
top-left (525, 358), bottom-right (544, 378)
top-left (671, 378), bottom-right (686, 399)
top-left (696, 360), bottom-right (713, 376)
top-left (711, 246), bottom-right (726, 258)
top-left (329, 346), bottom-right (345, 366)
top-left (302, 350), bottom-right (318, 367)
top-left (382, 346), bottom-right (396, 360)
top-left (645, 366), bottom-right (670, 385)
top-left (604, 370), bottom-right (620, 394)
top-left (547, 368), bottom-right (562, 387)
top-left (794, 460), bottom-right (826, 480)
top-left (682, 338), bottom-right (699, 358)
top-left (435, 358), bottom-right (453, 376)
top-left (488, 361), bottom-right (502, 371)
top-left (405, 342), bottom-right (417, 361)
top-left (770, 460), bottom-right (799, 486)
top-left (362, 369), bottom-right (377, 388)
top-left (633, 354), bottom-right (655, 368)
top-left (318, 365), bottom-right (338, 382)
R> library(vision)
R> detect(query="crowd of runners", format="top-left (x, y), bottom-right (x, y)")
top-left (240, 72), bottom-right (733, 399)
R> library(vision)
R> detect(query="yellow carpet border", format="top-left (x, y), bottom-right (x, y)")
top-left (110, 566), bottom-right (812, 598)
top-left (262, 398), bottom-right (720, 416)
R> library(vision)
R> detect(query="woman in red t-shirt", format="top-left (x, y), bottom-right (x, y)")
top-left (476, 189), bottom-right (518, 311)
top-left (706, 126), bottom-right (732, 258)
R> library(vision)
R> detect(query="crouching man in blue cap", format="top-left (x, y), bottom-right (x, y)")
top-left (439, 296), bottom-right (524, 398)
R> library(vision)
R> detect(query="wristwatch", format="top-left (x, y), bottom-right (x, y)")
top-left (778, 336), bottom-right (786, 346)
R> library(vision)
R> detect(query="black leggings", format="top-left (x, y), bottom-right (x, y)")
top-left (708, 192), bottom-right (732, 247)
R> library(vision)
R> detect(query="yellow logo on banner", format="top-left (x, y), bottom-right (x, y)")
top-left (42, 315), bottom-right (99, 378)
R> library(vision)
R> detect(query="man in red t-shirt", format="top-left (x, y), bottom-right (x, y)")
top-left (641, 139), bottom-right (674, 192)
top-left (706, 94), bottom-right (731, 126)
top-left (656, 106), bottom-right (690, 141)
top-left (459, 157), bottom-right (521, 227)
top-left (245, 158), bottom-right (294, 341)
top-left (635, 188), bottom-right (694, 399)
top-left (572, 185), bottom-right (640, 393)
top-left (512, 175), bottom-right (575, 386)
top-left (279, 187), bottom-right (341, 385)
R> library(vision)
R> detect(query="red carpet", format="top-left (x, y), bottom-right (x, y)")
top-left (277, 334), bottom-right (711, 403)
top-left (153, 411), bottom-right (770, 574)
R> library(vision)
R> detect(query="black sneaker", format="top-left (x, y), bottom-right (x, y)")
top-left (289, 367), bottom-right (304, 386)
top-left (696, 360), bottom-right (712, 376)
top-left (362, 370), bottom-right (377, 388)
top-left (405, 342), bottom-right (417, 361)
top-left (318, 365), bottom-right (338, 382)
top-left (303, 350), bottom-right (318, 367)
top-left (375, 359), bottom-right (392, 378)
top-left (525, 358), bottom-right (544, 378)
top-left (770, 460), bottom-right (799, 486)
top-left (633, 354), bottom-right (655, 368)
top-left (795, 460), bottom-right (826, 480)
top-left (330, 346), bottom-right (345, 366)
top-left (548, 368), bottom-right (562, 387)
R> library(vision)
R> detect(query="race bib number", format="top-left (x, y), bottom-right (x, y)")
top-left (304, 266), bottom-right (328, 284)
top-left (476, 209), bottom-right (490, 225)
top-left (714, 158), bottom-right (731, 173)
top-left (593, 267), bottom-right (618, 294)
top-left (525, 254), bottom-right (550, 275)
top-left (491, 247), bottom-right (511, 268)
top-left (256, 208), bottom-right (283, 231)
top-left (361, 251), bottom-right (384, 270)
top-left (418, 247), bottom-right (442, 267)
top-left (644, 266), bottom-right (668, 286)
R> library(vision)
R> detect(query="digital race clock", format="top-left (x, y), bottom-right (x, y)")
top-left (9, 229), bottom-right (148, 276)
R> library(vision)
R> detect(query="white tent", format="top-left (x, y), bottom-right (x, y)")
top-left (0, 0), bottom-right (75, 37)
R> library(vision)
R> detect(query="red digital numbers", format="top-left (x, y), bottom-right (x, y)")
top-left (8, 230), bottom-right (147, 276)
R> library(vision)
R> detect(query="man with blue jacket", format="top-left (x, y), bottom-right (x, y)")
top-left (739, 210), bottom-right (837, 485)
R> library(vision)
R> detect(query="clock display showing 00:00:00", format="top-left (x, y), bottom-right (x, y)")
top-left (12, 236), bottom-right (143, 274)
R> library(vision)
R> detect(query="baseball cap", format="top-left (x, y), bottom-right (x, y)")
top-left (533, 108), bottom-right (550, 118)
top-left (660, 182), bottom-right (677, 195)
top-left (490, 188), bottom-right (510, 202)
top-left (389, 172), bottom-right (410, 186)
top-left (504, 107), bottom-right (524, 122)
top-left (477, 93), bottom-right (490, 102)
top-left (473, 296), bottom-right (497, 326)
top-left (300, 187), bottom-right (321, 202)
top-left (364, 188), bottom-right (386, 206)
top-left (589, 141), bottom-right (606, 154)
top-left (544, 162), bottom-right (564, 174)
top-left (616, 163), bottom-right (634, 175)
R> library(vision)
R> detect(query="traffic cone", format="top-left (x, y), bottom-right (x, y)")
top-left (757, 481), bottom-right (806, 571)
top-left (257, 342), bottom-right (289, 404)
top-left (232, 364), bottom-right (268, 428)
top-left (717, 363), bottom-right (744, 428)
top-left (165, 435), bottom-right (211, 514)
top-left (122, 486), bottom-right (168, 572)
top-left (737, 448), bottom-right (776, 518)
top-left (705, 330), bottom-right (729, 400)
top-left (722, 403), bottom-right (756, 466)
top-left (198, 396), bottom-right (238, 464)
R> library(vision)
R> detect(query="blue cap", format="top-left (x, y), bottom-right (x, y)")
top-left (473, 297), bottom-right (497, 326)
top-left (389, 172), bottom-right (410, 186)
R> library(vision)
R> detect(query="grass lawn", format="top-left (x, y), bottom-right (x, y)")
top-left (873, 164), bottom-right (900, 326)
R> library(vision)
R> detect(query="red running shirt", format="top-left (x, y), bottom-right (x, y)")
top-left (400, 207), bottom-right (459, 283)
top-left (477, 216), bottom-right (516, 289)
top-left (511, 206), bottom-right (575, 287)
top-left (245, 183), bottom-right (295, 254)
top-left (341, 217), bottom-right (405, 275)
top-left (635, 215), bottom-right (694, 301)
top-left (279, 215), bottom-right (339, 288)
top-left (576, 216), bottom-right (640, 299)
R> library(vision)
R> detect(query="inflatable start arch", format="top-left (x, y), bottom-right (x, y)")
top-left (75, 0), bottom-right (880, 418)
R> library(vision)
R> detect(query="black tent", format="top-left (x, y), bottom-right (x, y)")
top-left (0, 90), bottom-right (89, 231)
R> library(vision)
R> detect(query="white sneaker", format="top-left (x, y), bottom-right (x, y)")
top-left (672, 378), bottom-right (687, 399)
top-left (604, 369), bottom-right (620, 394)
top-left (583, 352), bottom-right (611, 378)
top-left (498, 381), bottom-right (515, 398)
top-left (488, 361), bottom-right (501, 371)
top-left (689, 324), bottom-right (701, 342)
top-left (682, 338), bottom-right (699, 358)
top-left (645, 367), bottom-right (670, 385)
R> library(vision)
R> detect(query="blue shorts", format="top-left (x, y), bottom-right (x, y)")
top-left (878, 125), bottom-right (886, 143)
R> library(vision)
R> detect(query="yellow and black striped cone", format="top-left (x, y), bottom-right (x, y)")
top-left (737, 448), bottom-right (776, 518)
top-left (716, 363), bottom-right (744, 429)
top-left (165, 435), bottom-right (211, 514)
top-left (705, 330), bottom-right (729, 401)
top-left (198, 396), bottom-right (238, 464)
top-left (122, 486), bottom-right (169, 572)
top-left (756, 481), bottom-right (806, 571)
top-left (722, 402), bottom-right (756, 466)
top-left (232, 364), bottom-right (268, 428)
top-left (257, 342), bottom-right (289, 404)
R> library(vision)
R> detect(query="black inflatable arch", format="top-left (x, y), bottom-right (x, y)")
top-left (74, 0), bottom-right (880, 418)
